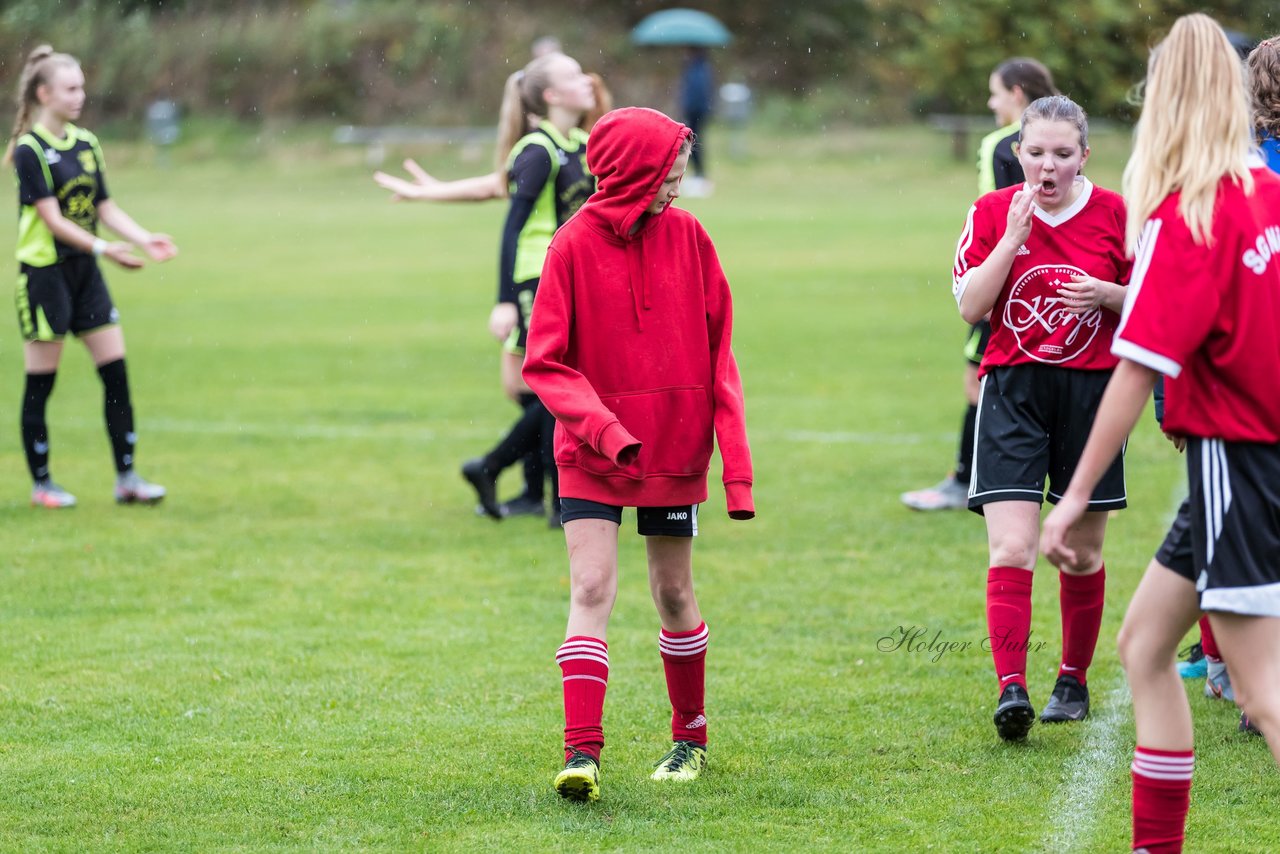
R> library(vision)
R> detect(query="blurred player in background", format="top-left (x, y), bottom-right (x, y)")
top-left (375, 52), bottom-right (609, 524)
top-left (5, 45), bottom-right (177, 508)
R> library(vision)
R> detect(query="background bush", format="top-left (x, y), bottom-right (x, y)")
top-left (0, 0), bottom-right (1275, 133)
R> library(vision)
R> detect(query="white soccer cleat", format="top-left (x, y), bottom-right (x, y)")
top-left (31, 480), bottom-right (77, 509)
top-left (115, 471), bottom-right (166, 505)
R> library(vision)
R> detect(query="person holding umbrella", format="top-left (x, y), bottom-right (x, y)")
top-left (679, 47), bottom-right (715, 195)
top-left (631, 9), bottom-right (732, 197)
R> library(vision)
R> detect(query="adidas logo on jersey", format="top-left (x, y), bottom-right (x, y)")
top-left (45, 149), bottom-right (61, 164)
top-left (1016, 244), bottom-right (1031, 256)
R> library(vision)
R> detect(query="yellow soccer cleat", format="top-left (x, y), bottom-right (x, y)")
top-left (650, 741), bottom-right (707, 782)
top-left (554, 749), bottom-right (601, 802)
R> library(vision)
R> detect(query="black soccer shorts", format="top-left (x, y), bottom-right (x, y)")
top-left (968, 363), bottom-right (1126, 513)
top-left (1185, 438), bottom-right (1280, 616)
top-left (559, 497), bottom-right (699, 537)
top-left (17, 256), bottom-right (118, 341)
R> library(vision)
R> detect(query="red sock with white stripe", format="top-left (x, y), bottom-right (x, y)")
top-left (1059, 566), bottom-right (1106, 685)
top-left (556, 636), bottom-right (608, 762)
top-left (987, 566), bottom-right (1033, 692)
top-left (1198, 616), bottom-right (1220, 661)
top-left (1132, 746), bottom-right (1193, 852)
top-left (659, 622), bottom-right (709, 745)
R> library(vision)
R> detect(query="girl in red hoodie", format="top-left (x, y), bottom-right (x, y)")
top-left (522, 106), bottom-right (754, 802)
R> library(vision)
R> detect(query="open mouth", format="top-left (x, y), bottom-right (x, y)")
top-left (1040, 179), bottom-right (1058, 194)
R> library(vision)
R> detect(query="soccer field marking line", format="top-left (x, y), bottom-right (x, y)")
top-left (50, 417), bottom-right (951, 446)
top-left (1043, 479), bottom-right (1188, 853)
top-left (1041, 680), bottom-right (1131, 854)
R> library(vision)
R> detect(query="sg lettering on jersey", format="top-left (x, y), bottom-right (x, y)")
top-left (1241, 225), bottom-right (1280, 275)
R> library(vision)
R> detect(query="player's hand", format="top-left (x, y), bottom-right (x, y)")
top-left (401, 158), bottom-right (438, 186)
top-left (1004, 184), bottom-right (1038, 247)
top-left (104, 242), bottom-right (144, 270)
top-left (142, 233), bottom-right (178, 262)
top-left (1059, 275), bottom-right (1105, 314)
top-left (1041, 490), bottom-right (1088, 567)
top-left (488, 302), bottom-right (519, 341)
top-left (1165, 431), bottom-right (1187, 453)
top-left (373, 159), bottom-right (444, 201)
top-left (373, 170), bottom-right (426, 201)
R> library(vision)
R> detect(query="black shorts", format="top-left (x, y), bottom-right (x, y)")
top-left (968, 364), bottom-right (1126, 513)
top-left (1155, 497), bottom-right (1195, 581)
top-left (559, 498), bottom-right (699, 538)
top-left (502, 278), bottom-right (538, 356)
top-left (1184, 438), bottom-right (1280, 617)
top-left (964, 319), bottom-right (991, 366)
top-left (16, 257), bottom-right (118, 341)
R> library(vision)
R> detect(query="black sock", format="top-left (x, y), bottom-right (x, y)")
top-left (98, 358), bottom-right (136, 474)
top-left (21, 371), bottom-right (57, 482)
top-left (518, 394), bottom-right (544, 501)
top-left (483, 398), bottom-right (545, 475)
top-left (955, 403), bottom-right (978, 484)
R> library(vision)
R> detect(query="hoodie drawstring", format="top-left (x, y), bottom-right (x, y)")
top-left (627, 238), bottom-right (648, 330)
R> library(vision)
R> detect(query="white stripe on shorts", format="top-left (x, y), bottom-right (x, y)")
top-left (1200, 439), bottom-right (1233, 567)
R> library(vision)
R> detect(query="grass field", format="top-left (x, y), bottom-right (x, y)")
top-left (1, 124), bottom-right (1277, 851)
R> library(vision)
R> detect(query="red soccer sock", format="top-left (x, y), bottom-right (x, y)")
top-left (1132, 746), bottom-right (1193, 852)
top-left (556, 636), bottom-right (608, 761)
top-left (987, 566), bottom-right (1034, 692)
top-left (659, 622), bottom-right (709, 746)
top-left (1198, 616), bottom-right (1221, 661)
top-left (1059, 565), bottom-right (1106, 685)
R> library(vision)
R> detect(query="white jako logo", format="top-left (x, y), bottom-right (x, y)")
top-left (1004, 264), bottom-right (1101, 364)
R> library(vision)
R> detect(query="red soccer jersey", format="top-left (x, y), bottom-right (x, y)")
top-left (953, 180), bottom-right (1132, 376)
top-left (1113, 165), bottom-right (1280, 443)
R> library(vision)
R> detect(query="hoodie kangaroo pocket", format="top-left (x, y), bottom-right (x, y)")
top-left (575, 385), bottom-right (714, 479)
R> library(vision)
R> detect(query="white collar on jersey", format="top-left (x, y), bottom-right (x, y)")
top-left (1030, 177), bottom-right (1093, 228)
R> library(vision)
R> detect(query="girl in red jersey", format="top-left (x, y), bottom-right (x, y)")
top-left (522, 107), bottom-right (753, 801)
top-left (953, 94), bottom-right (1132, 741)
top-left (1043, 14), bottom-right (1280, 852)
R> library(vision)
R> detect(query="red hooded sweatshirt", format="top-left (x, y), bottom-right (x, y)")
top-left (523, 107), bottom-right (754, 517)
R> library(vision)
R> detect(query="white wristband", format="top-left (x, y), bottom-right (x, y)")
top-left (91, 238), bottom-right (107, 257)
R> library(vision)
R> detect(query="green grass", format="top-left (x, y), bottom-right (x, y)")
top-left (1, 124), bottom-right (1277, 851)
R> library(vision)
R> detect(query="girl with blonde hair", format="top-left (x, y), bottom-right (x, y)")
top-left (1044, 14), bottom-right (1280, 851)
top-left (374, 53), bottom-right (610, 523)
top-left (7, 46), bottom-right (177, 508)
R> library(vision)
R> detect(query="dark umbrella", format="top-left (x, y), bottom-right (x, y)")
top-left (631, 8), bottom-right (732, 48)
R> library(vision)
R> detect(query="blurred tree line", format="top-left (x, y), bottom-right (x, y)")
top-left (0, 0), bottom-right (1274, 131)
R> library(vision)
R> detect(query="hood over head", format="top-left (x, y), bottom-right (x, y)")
top-left (583, 107), bottom-right (692, 240)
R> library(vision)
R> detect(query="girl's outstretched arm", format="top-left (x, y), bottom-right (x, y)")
top-left (373, 159), bottom-right (505, 202)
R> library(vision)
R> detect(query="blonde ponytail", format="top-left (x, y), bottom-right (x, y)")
top-left (4, 45), bottom-right (79, 165)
